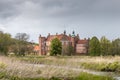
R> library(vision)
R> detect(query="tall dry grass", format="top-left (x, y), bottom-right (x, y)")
top-left (0, 56), bottom-right (81, 78)
top-left (0, 55), bottom-right (118, 80)
top-left (17, 55), bottom-right (120, 73)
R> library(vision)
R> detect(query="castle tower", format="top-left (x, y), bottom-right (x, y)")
top-left (64, 30), bottom-right (66, 35)
top-left (71, 31), bottom-right (76, 50)
top-left (39, 35), bottom-right (46, 55)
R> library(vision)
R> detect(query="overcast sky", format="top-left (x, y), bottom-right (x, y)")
top-left (0, 0), bottom-right (120, 43)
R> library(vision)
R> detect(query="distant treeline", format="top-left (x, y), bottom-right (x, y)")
top-left (89, 36), bottom-right (120, 56)
top-left (0, 31), bottom-right (34, 56)
top-left (0, 31), bottom-right (120, 56)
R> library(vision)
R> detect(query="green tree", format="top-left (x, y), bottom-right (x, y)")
top-left (10, 38), bottom-right (33, 56)
top-left (100, 36), bottom-right (111, 55)
top-left (89, 36), bottom-right (101, 56)
top-left (111, 38), bottom-right (120, 55)
top-left (50, 38), bottom-right (62, 56)
top-left (0, 31), bottom-right (12, 55)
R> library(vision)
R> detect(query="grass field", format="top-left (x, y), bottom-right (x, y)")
top-left (19, 55), bottom-right (120, 72)
top-left (0, 55), bottom-right (118, 80)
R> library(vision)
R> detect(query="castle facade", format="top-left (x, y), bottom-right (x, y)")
top-left (39, 31), bottom-right (89, 55)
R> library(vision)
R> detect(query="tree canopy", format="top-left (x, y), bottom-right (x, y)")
top-left (0, 32), bottom-right (12, 55)
top-left (100, 36), bottom-right (111, 55)
top-left (0, 31), bottom-right (33, 56)
top-left (111, 38), bottom-right (120, 55)
top-left (89, 36), bottom-right (101, 56)
top-left (15, 33), bottom-right (29, 41)
top-left (14, 33), bottom-right (32, 56)
top-left (0, 31), bottom-right (120, 56)
top-left (50, 38), bottom-right (62, 56)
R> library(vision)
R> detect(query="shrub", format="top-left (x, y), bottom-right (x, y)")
top-left (73, 72), bottom-right (114, 80)
top-left (36, 69), bottom-right (42, 74)
top-left (0, 72), bottom-right (6, 79)
top-left (81, 61), bottom-right (120, 72)
top-left (101, 62), bottom-right (120, 72)
top-left (0, 62), bottom-right (7, 69)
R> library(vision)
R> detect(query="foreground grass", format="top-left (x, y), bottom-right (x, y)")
top-left (19, 55), bottom-right (120, 72)
top-left (0, 56), bottom-right (115, 80)
top-left (0, 71), bottom-right (114, 80)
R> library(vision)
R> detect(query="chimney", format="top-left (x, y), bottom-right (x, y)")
top-left (76, 34), bottom-right (79, 39)
top-left (39, 34), bottom-right (41, 38)
top-left (48, 33), bottom-right (50, 36)
top-left (56, 33), bottom-right (58, 35)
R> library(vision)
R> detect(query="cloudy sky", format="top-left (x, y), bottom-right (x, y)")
top-left (0, 0), bottom-right (120, 42)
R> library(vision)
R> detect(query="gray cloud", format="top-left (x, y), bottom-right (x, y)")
top-left (1, 0), bottom-right (120, 19)
top-left (0, 0), bottom-right (22, 19)
top-left (0, 0), bottom-right (120, 42)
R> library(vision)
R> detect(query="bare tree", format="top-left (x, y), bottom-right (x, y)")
top-left (15, 33), bottom-right (29, 41)
top-left (14, 33), bottom-right (30, 56)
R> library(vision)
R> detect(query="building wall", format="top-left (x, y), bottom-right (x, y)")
top-left (76, 44), bottom-right (88, 54)
top-left (39, 37), bottom-right (46, 55)
top-left (61, 40), bottom-right (71, 55)
top-left (39, 33), bottom-right (89, 55)
top-left (46, 41), bottom-right (51, 55)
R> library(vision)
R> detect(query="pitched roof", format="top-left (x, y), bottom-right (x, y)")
top-left (46, 34), bottom-right (71, 41)
top-left (46, 35), bottom-right (55, 41)
top-left (77, 40), bottom-right (88, 44)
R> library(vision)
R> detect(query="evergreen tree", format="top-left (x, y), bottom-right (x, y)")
top-left (50, 38), bottom-right (62, 56)
top-left (100, 36), bottom-right (111, 55)
top-left (89, 36), bottom-right (101, 56)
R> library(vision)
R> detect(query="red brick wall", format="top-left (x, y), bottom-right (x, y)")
top-left (76, 44), bottom-right (87, 53)
top-left (39, 37), bottom-right (46, 55)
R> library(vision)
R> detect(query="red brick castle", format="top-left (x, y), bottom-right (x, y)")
top-left (39, 31), bottom-right (89, 55)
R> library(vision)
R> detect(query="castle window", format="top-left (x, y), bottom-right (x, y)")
top-left (44, 42), bottom-right (46, 45)
top-left (63, 41), bottom-right (65, 45)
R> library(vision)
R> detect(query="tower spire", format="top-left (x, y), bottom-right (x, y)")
top-left (64, 30), bottom-right (66, 35)
top-left (72, 30), bottom-right (75, 37)
top-left (72, 30), bottom-right (75, 35)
